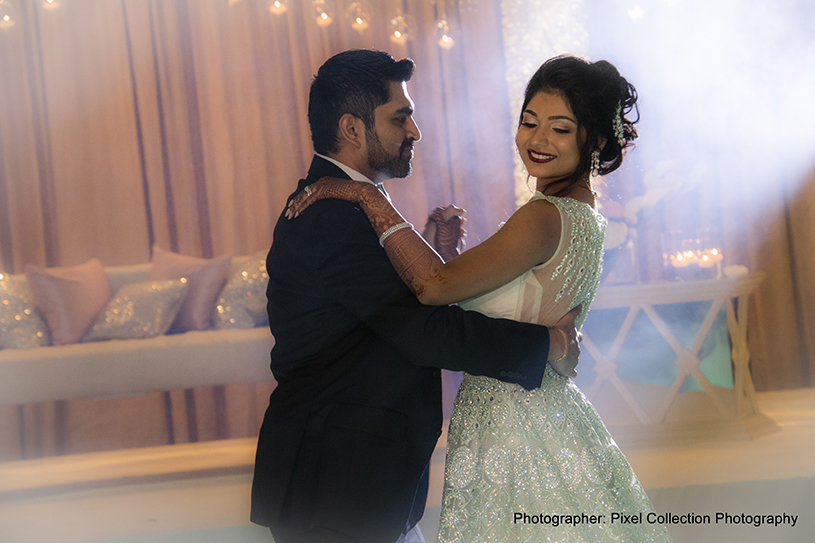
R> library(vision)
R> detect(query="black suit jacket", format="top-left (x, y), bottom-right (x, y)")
top-left (251, 156), bottom-right (550, 542)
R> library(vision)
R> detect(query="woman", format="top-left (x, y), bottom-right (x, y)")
top-left (288, 55), bottom-right (671, 543)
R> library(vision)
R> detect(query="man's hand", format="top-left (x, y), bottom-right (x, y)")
top-left (547, 306), bottom-right (582, 378)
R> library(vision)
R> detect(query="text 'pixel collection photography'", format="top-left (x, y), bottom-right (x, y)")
top-left (512, 511), bottom-right (799, 528)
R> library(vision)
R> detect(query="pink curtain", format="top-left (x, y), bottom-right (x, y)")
top-left (0, 0), bottom-right (517, 460)
top-left (0, 0), bottom-right (812, 461)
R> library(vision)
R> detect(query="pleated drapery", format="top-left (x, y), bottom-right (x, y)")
top-left (0, 0), bottom-right (518, 459)
top-left (0, 0), bottom-right (813, 461)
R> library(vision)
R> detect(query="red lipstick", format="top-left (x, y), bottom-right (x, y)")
top-left (528, 150), bottom-right (555, 164)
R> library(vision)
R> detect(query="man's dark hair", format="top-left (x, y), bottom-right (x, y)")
top-left (308, 49), bottom-right (415, 155)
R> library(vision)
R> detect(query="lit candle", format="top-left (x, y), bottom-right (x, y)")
top-left (670, 252), bottom-right (691, 268)
top-left (682, 250), bottom-right (699, 264)
top-left (698, 253), bottom-right (715, 268)
top-left (43, 0), bottom-right (60, 11)
top-left (269, 0), bottom-right (287, 15)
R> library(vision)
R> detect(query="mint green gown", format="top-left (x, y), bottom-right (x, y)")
top-left (436, 194), bottom-right (673, 543)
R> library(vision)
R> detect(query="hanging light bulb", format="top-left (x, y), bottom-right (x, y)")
top-left (388, 12), bottom-right (411, 45)
top-left (436, 19), bottom-right (455, 50)
top-left (316, 11), bottom-right (332, 26)
top-left (269, 0), bottom-right (287, 15)
top-left (351, 16), bottom-right (368, 32)
top-left (0, 0), bottom-right (15, 30)
top-left (42, 0), bottom-right (60, 11)
top-left (345, 1), bottom-right (371, 34)
top-left (313, 0), bottom-right (333, 27)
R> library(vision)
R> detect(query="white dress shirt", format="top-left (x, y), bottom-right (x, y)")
top-left (315, 153), bottom-right (389, 198)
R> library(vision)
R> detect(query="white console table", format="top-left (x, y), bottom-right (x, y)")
top-left (580, 273), bottom-right (776, 444)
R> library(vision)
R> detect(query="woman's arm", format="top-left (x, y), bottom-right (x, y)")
top-left (287, 177), bottom-right (563, 306)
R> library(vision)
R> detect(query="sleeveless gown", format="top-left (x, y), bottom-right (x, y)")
top-left (436, 193), bottom-right (672, 543)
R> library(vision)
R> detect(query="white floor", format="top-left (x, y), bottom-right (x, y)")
top-left (1, 388), bottom-right (813, 543)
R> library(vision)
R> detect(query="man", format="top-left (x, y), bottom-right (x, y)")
top-left (251, 49), bottom-right (580, 543)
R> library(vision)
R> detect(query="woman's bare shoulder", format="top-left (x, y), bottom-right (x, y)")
top-left (510, 196), bottom-right (563, 229)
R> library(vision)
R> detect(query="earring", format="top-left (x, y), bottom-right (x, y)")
top-left (590, 150), bottom-right (600, 177)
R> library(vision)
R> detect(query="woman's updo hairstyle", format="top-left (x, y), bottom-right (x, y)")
top-left (520, 55), bottom-right (639, 196)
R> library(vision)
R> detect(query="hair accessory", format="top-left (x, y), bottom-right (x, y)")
top-left (304, 185), bottom-right (313, 196)
top-left (613, 101), bottom-right (625, 147)
top-left (590, 150), bottom-right (600, 177)
top-left (551, 328), bottom-right (569, 364)
top-left (379, 221), bottom-right (412, 246)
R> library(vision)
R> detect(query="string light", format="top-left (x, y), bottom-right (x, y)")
top-left (0, 0), bottom-right (466, 47)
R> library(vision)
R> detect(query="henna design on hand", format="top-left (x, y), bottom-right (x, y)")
top-left (287, 176), bottom-right (453, 302)
top-left (286, 177), bottom-right (373, 218)
top-left (428, 207), bottom-right (465, 261)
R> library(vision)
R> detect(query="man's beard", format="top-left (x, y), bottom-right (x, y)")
top-left (366, 127), bottom-right (413, 179)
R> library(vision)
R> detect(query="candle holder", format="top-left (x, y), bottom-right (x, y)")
top-left (662, 229), bottom-right (723, 281)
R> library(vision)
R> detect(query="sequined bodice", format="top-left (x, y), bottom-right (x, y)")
top-left (460, 192), bottom-right (605, 330)
top-left (454, 192), bottom-right (607, 422)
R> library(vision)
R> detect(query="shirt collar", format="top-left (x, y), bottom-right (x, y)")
top-left (315, 153), bottom-right (375, 185)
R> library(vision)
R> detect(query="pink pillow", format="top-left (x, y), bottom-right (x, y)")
top-left (25, 258), bottom-right (112, 346)
top-left (150, 246), bottom-right (230, 332)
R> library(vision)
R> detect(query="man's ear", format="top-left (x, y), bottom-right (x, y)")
top-left (338, 113), bottom-right (366, 150)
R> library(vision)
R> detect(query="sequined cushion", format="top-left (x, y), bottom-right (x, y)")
top-left (150, 246), bottom-right (231, 333)
top-left (0, 274), bottom-right (50, 349)
top-left (213, 251), bottom-right (269, 330)
top-left (84, 279), bottom-right (189, 342)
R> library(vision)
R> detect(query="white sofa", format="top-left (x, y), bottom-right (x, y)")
top-left (0, 263), bottom-right (275, 407)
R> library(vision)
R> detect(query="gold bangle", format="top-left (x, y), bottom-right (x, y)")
top-left (551, 328), bottom-right (569, 364)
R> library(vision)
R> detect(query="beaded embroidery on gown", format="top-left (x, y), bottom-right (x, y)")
top-left (437, 193), bottom-right (672, 543)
